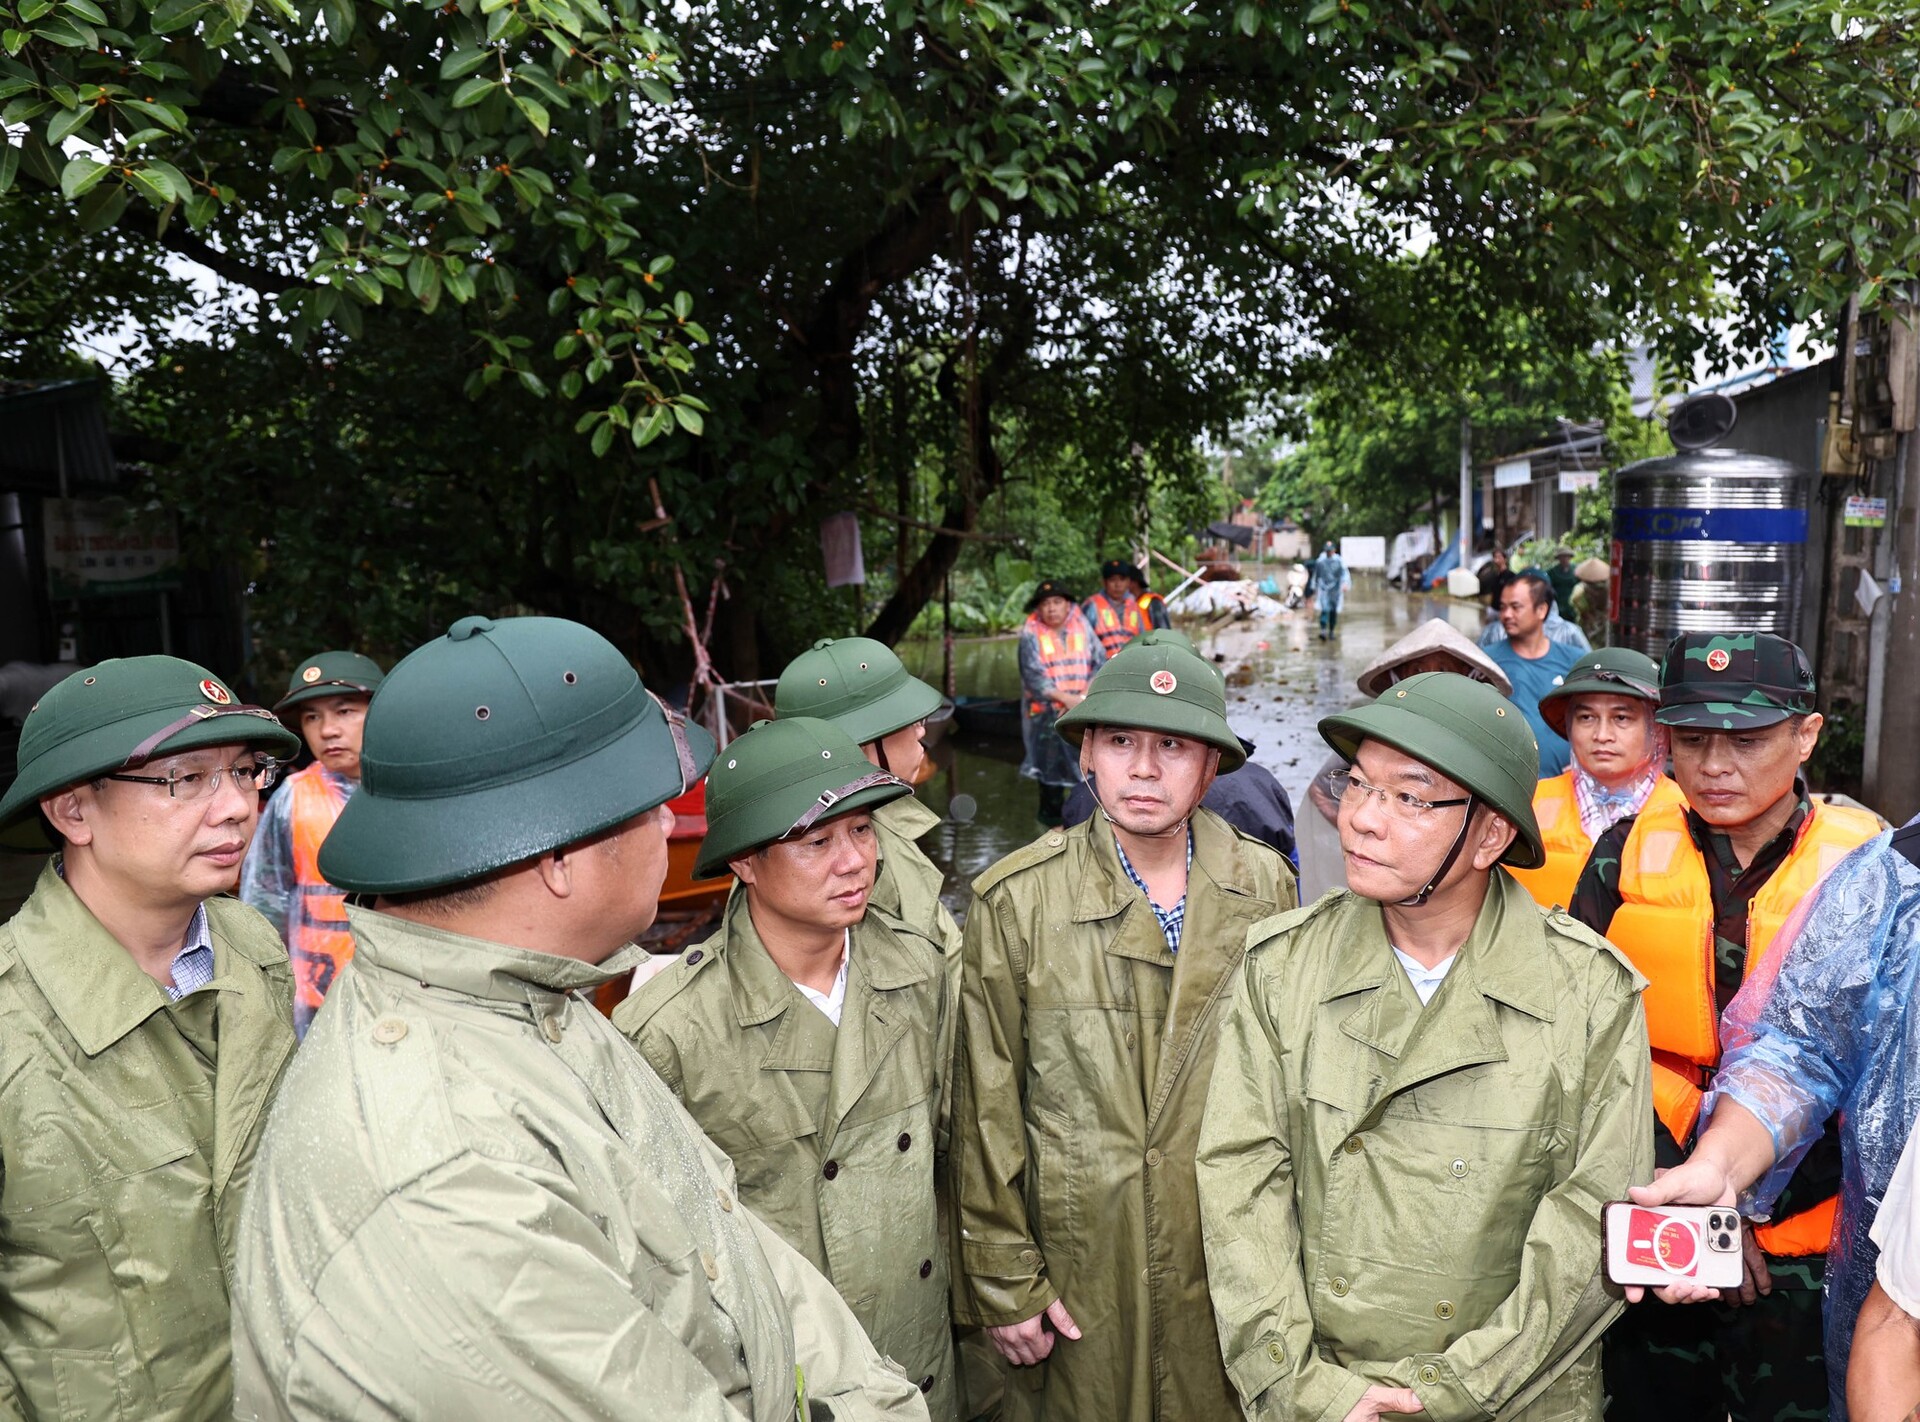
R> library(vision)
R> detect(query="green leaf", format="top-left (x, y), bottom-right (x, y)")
top-left (1235, 3), bottom-right (1259, 36)
top-left (320, 0), bottom-right (354, 44)
top-left (0, 139), bottom-right (16, 195)
top-left (75, 177), bottom-right (126, 232)
top-left (59, 153), bottom-right (108, 199)
top-left (63, 0), bottom-right (109, 22)
top-left (47, 102), bottom-right (94, 145)
top-left (512, 92), bottom-right (549, 136)
top-left (126, 163), bottom-right (179, 208)
top-left (670, 402), bottom-right (703, 436)
top-left (140, 158), bottom-right (190, 201)
top-left (440, 47), bottom-right (492, 80)
top-left (450, 75), bottom-right (497, 109)
top-left (590, 419), bottom-right (616, 457)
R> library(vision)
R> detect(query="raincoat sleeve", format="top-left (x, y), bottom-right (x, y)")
top-left (949, 889), bottom-right (1058, 1329)
top-left (745, 1203), bottom-right (933, 1420)
top-left (252, 1152), bottom-right (767, 1421)
top-left (238, 789), bottom-right (297, 945)
top-left (1196, 954), bottom-right (1375, 1422)
top-left (1706, 834), bottom-right (1896, 1215)
top-left (1369, 950), bottom-right (1652, 1421)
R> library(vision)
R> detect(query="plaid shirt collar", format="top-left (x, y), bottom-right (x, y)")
top-left (1571, 760), bottom-right (1663, 841)
top-left (1113, 827), bottom-right (1193, 953)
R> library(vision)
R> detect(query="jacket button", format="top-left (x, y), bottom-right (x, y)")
top-left (1125, 1031), bottom-right (1137, 1050)
top-left (371, 1017), bottom-right (408, 1045)
top-left (541, 1016), bottom-right (564, 1043)
top-left (919, 1258), bottom-right (933, 1279)
top-left (822, 1160), bottom-right (839, 1181)
top-left (1343, 1136), bottom-right (1364, 1155)
top-left (686, 950), bottom-right (704, 966)
top-left (897, 1132), bottom-right (912, 1152)
top-left (1266, 1341), bottom-right (1285, 1364)
top-left (1419, 1365), bottom-right (1440, 1385)
top-left (1146, 1148), bottom-right (1163, 1168)
top-left (716, 1189), bottom-right (734, 1212)
top-left (919, 1376), bottom-right (935, 1394)
top-left (1329, 1276), bottom-right (1349, 1296)
top-left (701, 1252), bottom-right (719, 1281)
top-left (1450, 1159), bottom-right (1468, 1178)
top-left (1435, 1300), bottom-right (1455, 1320)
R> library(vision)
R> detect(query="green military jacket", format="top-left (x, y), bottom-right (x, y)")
top-left (618, 892), bottom-right (959, 1420)
top-left (950, 809), bottom-right (1295, 1421)
top-left (233, 907), bottom-right (927, 1422)
top-left (0, 862), bottom-right (295, 1422)
top-left (1196, 871), bottom-right (1653, 1422)
top-left (871, 797), bottom-right (962, 955)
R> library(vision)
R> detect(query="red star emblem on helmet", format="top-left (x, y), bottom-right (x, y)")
top-left (1149, 669), bottom-right (1178, 695)
top-left (1706, 649), bottom-right (1731, 672)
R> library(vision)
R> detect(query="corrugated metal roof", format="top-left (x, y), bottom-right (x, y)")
top-left (0, 379), bottom-right (118, 494)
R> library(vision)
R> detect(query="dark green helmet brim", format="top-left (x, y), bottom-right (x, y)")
top-left (696, 779), bottom-right (907, 880)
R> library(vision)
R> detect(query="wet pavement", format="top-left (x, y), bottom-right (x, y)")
top-left (900, 577), bottom-right (1490, 920)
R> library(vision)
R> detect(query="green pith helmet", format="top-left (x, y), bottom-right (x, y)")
top-left (696, 717), bottom-right (910, 879)
top-left (1537, 646), bottom-right (1661, 739)
top-left (773, 638), bottom-right (942, 747)
top-left (274, 650), bottom-right (385, 713)
top-left (317, 615), bottom-right (715, 894)
top-left (1056, 629), bottom-right (1245, 772)
top-left (1657, 632), bottom-right (1816, 730)
top-left (0, 657), bottom-right (299, 847)
top-left (1318, 671), bottom-right (1544, 869)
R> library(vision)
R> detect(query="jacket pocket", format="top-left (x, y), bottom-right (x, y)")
top-left (46, 1345), bottom-right (128, 1421)
top-left (1027, 1105), bottom-right (1080, 1265)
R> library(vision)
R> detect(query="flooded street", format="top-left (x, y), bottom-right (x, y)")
top-left (900, 577), bottom-right (1489, 919)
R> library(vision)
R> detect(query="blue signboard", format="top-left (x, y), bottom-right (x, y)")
top-left (1612, 507), bottom-right (1808, 543)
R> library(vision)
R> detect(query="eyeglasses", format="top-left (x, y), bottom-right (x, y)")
top-left (1330, 771), bottom-right (1470, 821)
top-left (105, 760), bottom-right (284, 801)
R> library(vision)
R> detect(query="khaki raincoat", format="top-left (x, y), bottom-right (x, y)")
top-left (872, 797), bottom-right (962, 954)
top-left (1197, 872), bottom-right (1652, 1422)
top-left (231, 907), bottom-right (929, 1422)
top-left (0, 862), bottom-right (295, 1422)
top-left (950, 809), bottom-right (1295, 1420)
top-left (618, 893), bottom-right (959, 1419)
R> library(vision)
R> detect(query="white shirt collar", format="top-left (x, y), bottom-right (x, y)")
top-left (794, 930), bottom-right (851, 1027)
top-left (1391, 946), bottom-right (1458, 1007)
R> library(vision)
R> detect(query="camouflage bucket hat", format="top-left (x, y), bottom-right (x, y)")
top-left (697, 717), bottom-right (910, 879)
top-left (1056, 629), bottom-right (1245, 772)
top-left (1319, 672), bottom-right (1544, 869)
top-left (274, 650), bottom-right (386, 713)
top-left (1537, 646), bottom-right (1661, 739)
top-left (773, 638), bottom-right (942, 747)
top-left (0, 657), bottom-right (299, 848)
top-left (318, 615), bottom-right (715, 894)
top-left (1656, 632), bottom-right (1816, 730)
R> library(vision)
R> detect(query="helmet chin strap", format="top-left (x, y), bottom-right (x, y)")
top-left (1396, 795), bottom-right (1478, 908)
top-left (1080, 768), bottom-right (1194, 840)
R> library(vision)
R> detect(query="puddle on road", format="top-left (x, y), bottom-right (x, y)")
top-left (897, 581), bottom-right (1491, 921)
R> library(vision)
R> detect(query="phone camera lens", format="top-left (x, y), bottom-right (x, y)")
top-left (1715, 1232), bottom-right (1732, 1250)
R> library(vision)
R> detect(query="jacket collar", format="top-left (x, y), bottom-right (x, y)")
top-left (718, 891), bottom-right (928, 1031)
top-left (873, 794), bottom-right (940, 843)
top-left (1070, 805), bottom-right (1262, 933)
top-left (11, 861), bottom-right (224, 1057)
top-left (1315, 871), bottom-right (1555, 1024)
top-left (344, 905), bottom-right (637, 1002)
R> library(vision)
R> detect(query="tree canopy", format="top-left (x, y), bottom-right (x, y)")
top-left (5, 0), bottom-right (1917, 674)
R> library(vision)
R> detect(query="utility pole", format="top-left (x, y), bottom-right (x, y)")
top-left (1458, 415), bottom-right (1473, 575)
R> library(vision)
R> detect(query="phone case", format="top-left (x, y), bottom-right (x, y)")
top-left (1603, 1202), bottom-right (1744, 1289)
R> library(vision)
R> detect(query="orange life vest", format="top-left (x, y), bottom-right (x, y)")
top-left (286, 763), bottom-right (354, 1026)
top-left (1511, 772), bottom-right (1686, 911)
top-left (1137, 590), bottom-right (1170, 629)
top-left (1609, 795), bottom-right (1880, 1255)
top-left (1024, 615), bottom-right (1094, 716)
top-left (1083, 593), bottom-right (1144, 659)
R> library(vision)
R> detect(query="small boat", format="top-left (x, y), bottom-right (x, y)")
top-left (953, 695), bottom-right (1022, 739)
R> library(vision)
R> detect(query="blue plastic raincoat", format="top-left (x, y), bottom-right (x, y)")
top-left (1704, 825), bottom-right (1917, 1421)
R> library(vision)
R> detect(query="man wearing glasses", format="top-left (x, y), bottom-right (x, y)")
top-left (1198, 672), bottom-right (1650, 1422)
top-left (0, 656), bottom-right (300, 1422)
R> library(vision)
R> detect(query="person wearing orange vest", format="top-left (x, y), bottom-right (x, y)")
top-left (1128, 564), bottom-right (1171, 630)
top-left (239, 650), bottom-right (384, 1038)
top-left (1510, 646), bottom-right (1683, 911)
top-left (1566, 632), bottom-right (1880, 1422)
top-left (1083, 558), bottom-right (1146, 660)
top-left (1019, 578), bottom-right (1099, 826)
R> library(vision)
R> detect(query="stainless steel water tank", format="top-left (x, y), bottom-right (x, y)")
top-left (1609, 449), bottom-right (1811, 656)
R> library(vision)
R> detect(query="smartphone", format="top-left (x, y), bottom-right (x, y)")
top-left (1602, 1202), bottom-right (1744, 1289)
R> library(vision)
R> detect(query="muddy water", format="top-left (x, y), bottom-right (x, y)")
top-left (897, 580), bottom-right (1492, 920)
